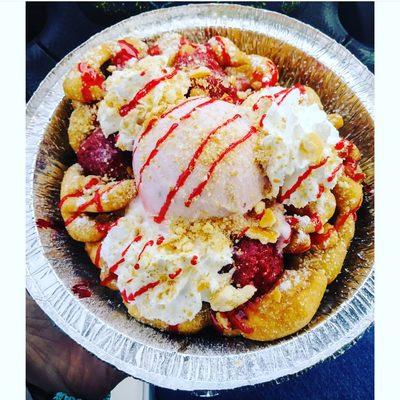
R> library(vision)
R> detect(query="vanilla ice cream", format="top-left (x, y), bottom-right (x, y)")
top-left (132, 96), bottom-right (266, 221)
top-left (243, 85), bottom-right (343, 208)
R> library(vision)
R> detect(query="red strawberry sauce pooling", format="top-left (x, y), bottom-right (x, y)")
top-left (72, 281), bottom-right (92, 299)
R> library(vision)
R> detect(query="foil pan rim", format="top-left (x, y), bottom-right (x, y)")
top-left (26, 4), bottom-right (374, 390)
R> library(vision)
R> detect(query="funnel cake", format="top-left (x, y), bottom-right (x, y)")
top-left (59, 33), bottom-right (365, 341)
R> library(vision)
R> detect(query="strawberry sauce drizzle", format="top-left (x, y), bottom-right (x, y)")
top-left (327, 163), bottom-right (343, 183)
top-left (214, 36), bottom-right (231, 65)
top-left (278, 157), bottom-right (328, 203)
top-left (185, 126), bottom-right (258, 207)
top-left (78, 62), bottom-right (104, 102)
top-left (94, 243), bottom-right (102, 268)
top-left (252, 84), bottom-right (305, 111)
top-left (109, 235), bottom-right (142, 273)
top-left (335, 206), bottom-right (360, 231)
top-left (124, 280), bottom-right (160, 302)
top-left (59, 177), bottom-right (100, 209)
top-left (309, 212), bottom-right (323, 233)
top-left (134, 240), bottom-right (154, 270)
top-left (168, 268), bottom-right (182, 280)
top-left (119, 69), bottom-right (178, 116)
top-left (310, 227), bottom-right (335, 245)
top-left (100, 272), bottom-right (117, 287)
top-left (263, 59), bottom-right (279, 87)
top-left (316, 184), bottom-right (325, 199)
top-left (236, 227), bottom-right (250, 240)
top-left (136, 97), bottom-right (200, 148)
top-left (63, 182), bottom-right (120, 227)
top-left (153, 113), bottom-right (241, 223)
top-left (276, 84), bottom-right (305, 105)
top-left (259, 113), bottom-right (267, 127)
top-left (190, 255), bottom-right (199, 265)
top-left (147, 44), bottom-right (161, 56)
top-left (111, 39), bottom-right (139, 68)
top-left (137, 99), bottom-right (217, 190)
top-left (285, 216), bottom-right (299, 226)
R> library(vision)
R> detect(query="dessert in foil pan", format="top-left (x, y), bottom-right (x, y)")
top-left (27, 4), bottom-right (374, 389)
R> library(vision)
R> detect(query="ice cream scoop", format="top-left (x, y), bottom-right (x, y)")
top-left (132, 96), bottom-right (265, 222)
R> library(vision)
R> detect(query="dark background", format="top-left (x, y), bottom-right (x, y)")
top-left (26, 2), bottom-right (374, 399)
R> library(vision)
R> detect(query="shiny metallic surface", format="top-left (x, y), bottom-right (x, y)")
top-left (26, 4), bottom-right (374, 390)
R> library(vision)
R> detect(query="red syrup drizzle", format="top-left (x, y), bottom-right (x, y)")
top-left (147, 44), bottom-right (161, 56)
top-left (94, 217), bottom-right (120, 239)
top-left (276, 84), bottom-right (305, 105)
top-left (100, 272), bottom-right (118, 287)
top-left (335, 139), bottom-right (365, 182)
top-left (119, 69), bottom-right (179, 117)
top-left (168, 268), bottom-right (182, 279)
top-left (262, 59), bottom-right (279, 87)
top-left (153, 113), bottom-right (241, 223)
top-left (111, 39), bottom-right (139, 68)
top-left (185, 126), bottom-right (258, 208)
top-left (134, 240), bottom-right (154, 270)
top-left (72, 281), bottom-right (92, 299)
top-left (58, 177), bottom-right (100, 209)
top-left (252, 84), bottom-right (305, 111)
top-left (285, 216), bottom-right (299, 226)
top-left (343, 159), bottom-right (366, 182)
top-left (77, 62), bottom-right (105, 102)
top-left (259, 113), bottom-right (267, 127)
top-left (63, 182), bottom-right (120, 227)
top-left (213, 36), bottom-right (231, 65)
top-left (327, 163), bottom-right (343, 183)
top-left (94, 243), bottom-right (102, 268)
top-left (136, 98), bottom-right (217, 190)
top-left (235, 227), bottom-right (249, 241)
top-left (190, 255), bottom-right (199, 265)
top-left (122, 280), bottom-right (160, 302)
top-left (334, 204), bottom-right (361, 231)
top-left (134, 97), bottom-right (201, 154)
top-left (309, 212), bottom-right (323, 233)
top-left (310, 227), bottom-right (336, 246)
top-left (316, 184), bottom-right (325, 199)
top-left (278, 157), bottom-right (328, 203)
top-left (252, 60), bottom-right (278, 87)
top-left (109, 235), bottom-right (143, 274)
top-left (335, 139), bottom-right (353, 157)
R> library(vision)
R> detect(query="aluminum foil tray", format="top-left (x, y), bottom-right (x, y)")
top-left (26, 4), bottom-right (374, 391)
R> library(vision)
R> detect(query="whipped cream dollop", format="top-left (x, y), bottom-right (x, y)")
top-left (100, 199), bottom-right (256, 325)
top-left (243, 85), bottom-right (342, 208)
top-left (133, 96), bottom-right (265, 221)
top-left (98, 55), bottom-right (190, 150)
